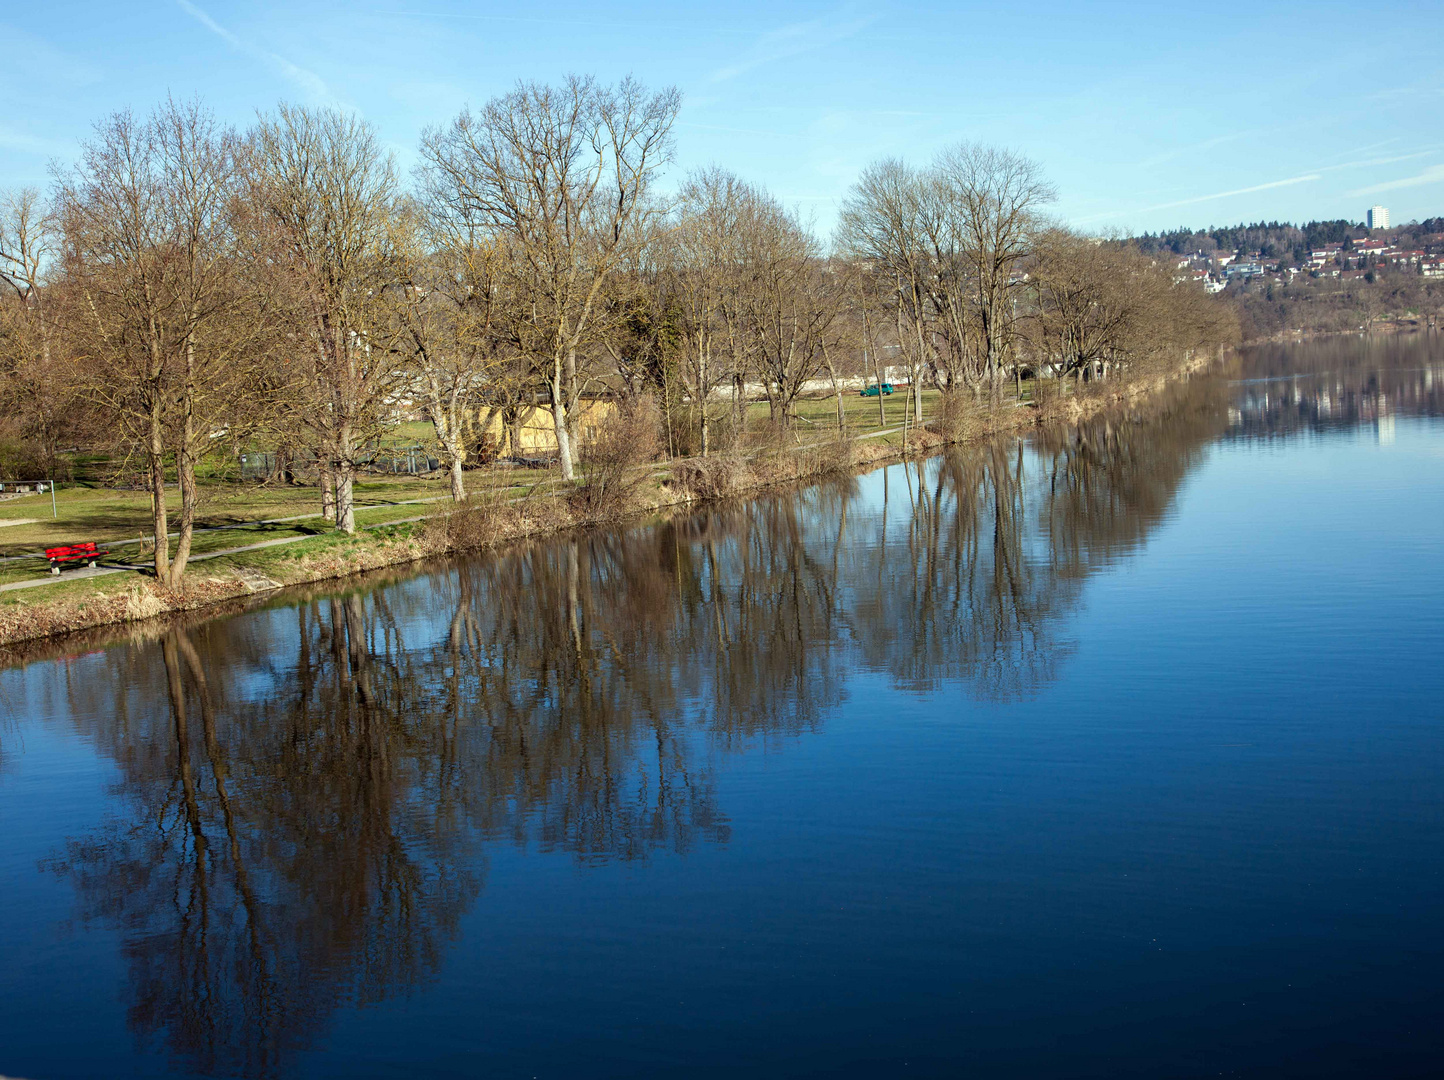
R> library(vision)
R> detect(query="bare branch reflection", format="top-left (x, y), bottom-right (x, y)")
top-left (38, 372), bottom-right (1258, 1075)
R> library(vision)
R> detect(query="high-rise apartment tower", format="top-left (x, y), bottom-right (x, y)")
top-left (1368, 205), bottom-right (1390, 230)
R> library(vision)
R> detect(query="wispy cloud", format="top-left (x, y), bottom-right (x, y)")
top-left (709, 6), bottom-right (878, 84)
top-left (1365, 83), bottom-right (1444, 104)
top-left (0, 23), bottom-right (101, 88)
top-left (372, 9), bottom-right (759, 36)
top-left (1318, 137), bottom-right (1403, 164)
top-left (0, 124), bottom-right (72, 157)
top-left (1078, 173), bottom-right (1322, 223)
top-left (1351, 163), bottom-right (1444, 196)
top-left (175, 0), bottom-right (334, 102)
top-left (1319, 150), bottom-right (1436, 174)
top-left (1079, 150), bottom-right (1442, 225)
top-left (1134, 128), bottom-right (1264, 171)
top-left (679, 121), bottom-right (794, 138)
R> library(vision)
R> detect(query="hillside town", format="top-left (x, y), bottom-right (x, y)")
top-left (1168, 206), bottom-right (1444, 292)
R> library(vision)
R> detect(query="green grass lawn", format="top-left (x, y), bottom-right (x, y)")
top-left (0, 476), bottom-right (446, 549)
top-left (0, 388), bottom-right (960, 582)
top-left (734, 387), bottom-right (942, 445)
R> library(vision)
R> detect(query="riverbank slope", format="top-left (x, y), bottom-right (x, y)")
top-left (0, 354), bottom-right (1216, 652)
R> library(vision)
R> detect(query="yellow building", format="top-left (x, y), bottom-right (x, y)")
top-left (467, 399), bottom-right (617, 459)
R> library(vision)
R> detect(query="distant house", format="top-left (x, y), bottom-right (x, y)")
top-left (469, 398), bottom-right (618, 459)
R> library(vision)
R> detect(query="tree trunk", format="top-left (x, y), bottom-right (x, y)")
top-left (320, 457), bottom-right (336, 522)
top-left (448, 449), bottom-right (465, 502)
top-left (564, 348), bottom-right (581, 469)
top-left (910, 300), bottom-right (926, 425)
top-left (698, 346), bottom-right (710, 457)
top-left (821, 342), bottom-right (845, 436)
top-left (901, 382), bottom-right (910, 455)
top-left (550, 363), bottom-right (575, 482)
top-left (873, 351), bottom-right (886, 427)
top-left (432, 409), bottom-right (467, 502)
top-left (336, 462), bottom-right (355, 533)
top-left (148, 395), bottom-right (170, 581)
top-left (169, 437), bottom-right (197, 588)
top-left (335, 427), bottom-right (356, 534)
top-left (168, 343), bottom-right (199, 588)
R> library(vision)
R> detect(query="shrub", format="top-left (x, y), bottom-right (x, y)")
top-left (665, 401), bottom-right (740, 458)
top-left (0, 440), bottom-right (70, 482)
top-left (670, 453), bottom-right (753, 501)
top-left (571, 395), bottom-right (664, 517)
top-left (933, 391), bottom-right (979, 443)
top-left (425, 491), bottom-right (506, 553)
top-left (1031, 372), bottom-right (1061, 409)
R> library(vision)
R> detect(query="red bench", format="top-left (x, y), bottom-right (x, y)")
top-left (45, 542), bottom-right (108, 574)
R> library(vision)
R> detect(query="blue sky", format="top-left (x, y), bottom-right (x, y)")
top-left (3, 1), bottom-right (1442, 236)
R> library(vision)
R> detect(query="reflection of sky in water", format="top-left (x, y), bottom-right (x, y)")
top-left (2, 336), bottom-right (1444, 1079)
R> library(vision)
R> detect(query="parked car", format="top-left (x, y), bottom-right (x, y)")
top-left (859, 383), bottom-right (894, 397)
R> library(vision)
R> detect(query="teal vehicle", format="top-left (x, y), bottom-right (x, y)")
top-left (859, 383), bottom-right (895, 397)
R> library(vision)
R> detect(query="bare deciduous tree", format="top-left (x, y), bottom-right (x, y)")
top-left (724, 189), bottom-right (845, 436)
top-left (393, 202), bottom-right (508, 500)
top-left (419, 75), bottom-right (680, 481)
top-left (0, 188), bottom-right (78, 488)
top-left (58, 99), bottom-right (261, 584)
top-left (1028, 229), bottom-right (1238, 385)
top-left (934, 143), bottom-right (1055, 394)
top-left (251, 104), bottom-right (407, 532)
top-left (840, 144), bottom-right (1054, 408)
top-left (660, 167), bottom-right (754, 456)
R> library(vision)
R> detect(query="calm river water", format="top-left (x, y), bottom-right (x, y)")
top-left (2, 337), bottom-right (1442, 1078)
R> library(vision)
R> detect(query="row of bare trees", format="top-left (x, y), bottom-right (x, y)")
top-left (838, 145), bottom-right (1235, 407)
top-left (0, 76), bottom-right (1236, 585)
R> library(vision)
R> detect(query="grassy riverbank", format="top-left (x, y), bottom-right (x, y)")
top-left (0, 359), bottom-right (1210, 652)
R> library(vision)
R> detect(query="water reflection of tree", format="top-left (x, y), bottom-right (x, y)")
top-left (44, 485), bottom-right (862, 1075)
top-left (48, 607), bottom-right (487, 1078)
top-left (843, 382), bottom-right (1226, 701)
top-left (41, 385), bottom-right (1227, 1075)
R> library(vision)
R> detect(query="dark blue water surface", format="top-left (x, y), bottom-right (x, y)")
top-left (2, 337), bottom-right (1442, 1078)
